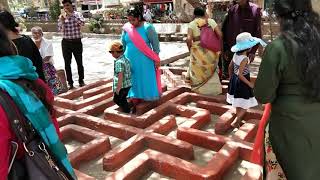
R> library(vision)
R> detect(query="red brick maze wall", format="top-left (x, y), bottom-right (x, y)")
top-left (55, 71), bottom-right (263, 180)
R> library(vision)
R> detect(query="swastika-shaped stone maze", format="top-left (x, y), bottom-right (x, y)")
top-left (55, 70), bottom-right (263, 180)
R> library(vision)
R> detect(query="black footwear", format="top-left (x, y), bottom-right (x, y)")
top-left (68, 85), bottom-right (74, 90)
top-left (127, 101), bottom-right (135, 114)
top-left (79, 82), bottom-right (86, 87)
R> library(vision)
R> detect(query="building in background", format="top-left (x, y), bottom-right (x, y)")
top-left (80, 0), bottom-right (102, 11)
top-left (103, 0), bottom-right (120, 7)
top-left (120, 0), bottom-right (140, 6)
top-left (144, 0), bottom-right (174, 21)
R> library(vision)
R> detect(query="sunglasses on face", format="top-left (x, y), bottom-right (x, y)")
top-left (109, 51), bottom-right (122, 53)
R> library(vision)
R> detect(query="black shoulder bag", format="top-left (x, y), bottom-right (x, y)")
top-left (0, 91), bottom-right (73, 180)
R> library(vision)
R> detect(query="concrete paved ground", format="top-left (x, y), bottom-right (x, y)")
top-left (50, 36), bottom-right (188, 86)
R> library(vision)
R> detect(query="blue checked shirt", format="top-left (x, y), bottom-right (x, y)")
top-left (113, 55), bottom-right (131, 92)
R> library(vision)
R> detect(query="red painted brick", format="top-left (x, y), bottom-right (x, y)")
top-left (145, 132), bottom-right (194, 160)
top-left (196, 101), bottom-right (230, 115)
top-left (105, 151), bottom-right (151, 180)
top-left (232, 119), bottom-right (259, 142)
top-left (77, 97), bottom-right (114, 116)
top-left (145, 115), bottom-right (177, 135)
top-left (83, 83), bottom-right (112, 99)
top-left (58, 79), bottom-right (111, 99)
top-left (103, 135), bottom-right (145, 171)
top-left (60, 125), bottom-right (111, 168)
top-left (135, 86), bottom-right (190, 115)
top-left (215, 110), bottom-right (236, 135)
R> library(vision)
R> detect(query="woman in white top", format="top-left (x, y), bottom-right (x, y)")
top-left (31, 26), bottom-right (62, 95)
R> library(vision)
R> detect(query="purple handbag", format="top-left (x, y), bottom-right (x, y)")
top-left (199, 23), bottom-right (222, 52)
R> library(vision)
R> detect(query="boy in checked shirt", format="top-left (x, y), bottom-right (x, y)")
top-left (109, 41), bottom-right (132, 113)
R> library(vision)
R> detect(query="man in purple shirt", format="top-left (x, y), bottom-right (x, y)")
top-left (220, 0), bottom-right (262, 79)
top-left (58, 0), bottom-right (85, 90)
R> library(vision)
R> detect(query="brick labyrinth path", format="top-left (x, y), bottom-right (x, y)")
top-left (55, 69), bottom-right (264, 180)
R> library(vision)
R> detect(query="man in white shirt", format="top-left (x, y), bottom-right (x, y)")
top-left (31, 26), bottom-right (63, 95)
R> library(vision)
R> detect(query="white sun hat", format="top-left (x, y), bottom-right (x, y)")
top-left (231, 32), bottom-right (267, 53)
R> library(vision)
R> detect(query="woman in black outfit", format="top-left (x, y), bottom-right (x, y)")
top-left (0, 10), bottom-right (46, 81)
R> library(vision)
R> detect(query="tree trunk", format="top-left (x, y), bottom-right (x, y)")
top-left (0, 0), bottom-right (10, 11)
top-left (185, 0), bottom-right (201, 8)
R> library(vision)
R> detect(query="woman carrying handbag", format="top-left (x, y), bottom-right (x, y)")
top-left (0, 25), bottom-right (76, 180)
top-left (186, 6), bottom-right (223, 96)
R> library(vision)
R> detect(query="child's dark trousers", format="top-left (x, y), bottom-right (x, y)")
top-left (113, 87), bottom-right (131, 113)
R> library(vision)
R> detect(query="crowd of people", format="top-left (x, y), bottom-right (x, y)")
top-left (0, 0), bottom-right (319, 179)
top-left (0, 8), bottom-right (76, 180)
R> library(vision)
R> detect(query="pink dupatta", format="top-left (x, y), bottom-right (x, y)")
top-left (123, 22), bottom-right (162, 94)
top-left (251, 103), bottom-right (272, 165)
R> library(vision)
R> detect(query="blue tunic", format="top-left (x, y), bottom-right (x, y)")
top-left (121, 22), bottom-right (160, 101)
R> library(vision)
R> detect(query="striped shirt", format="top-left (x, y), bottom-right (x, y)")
top-left (58, 11), bottom-right (84, 39)
top-left (233, 54), bottom-right (250, 75)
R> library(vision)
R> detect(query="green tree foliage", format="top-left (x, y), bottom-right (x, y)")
top-left (88, 14), bottom-right (104, 33)
top-left (49, 0), bottom-right (61, 20)
top-left (28, 5), bottom-right (37, 18)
